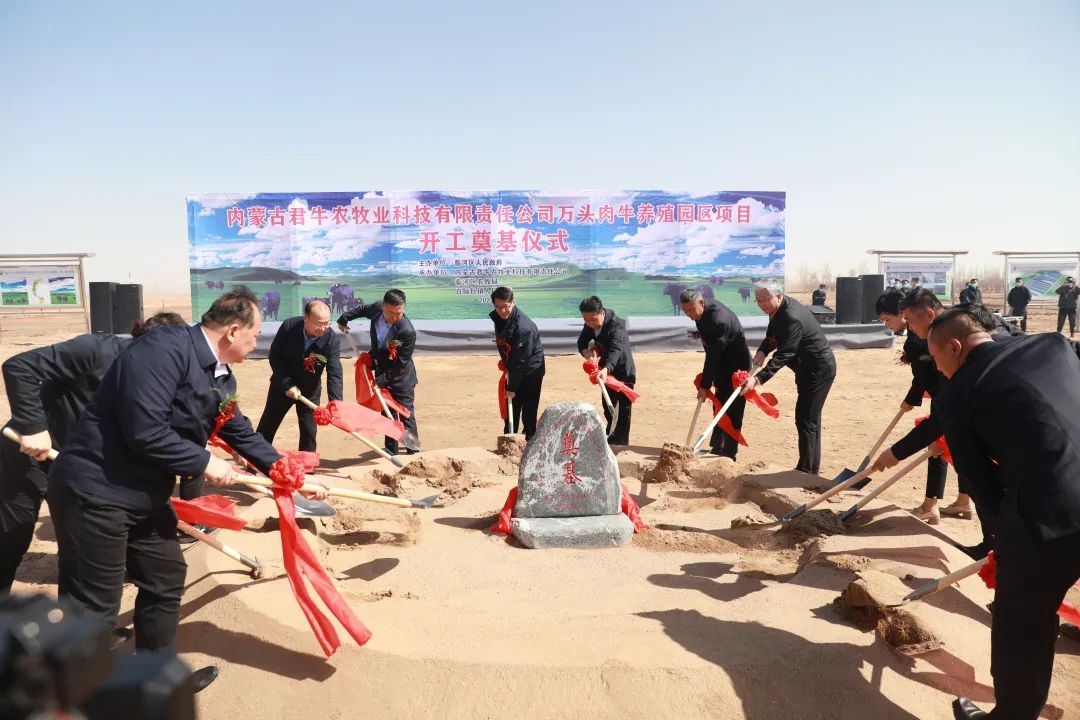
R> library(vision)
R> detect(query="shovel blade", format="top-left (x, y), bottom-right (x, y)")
top-left (292, 494), bottom-right (336, 518)
top-left (831, 468), bottom-right (872, 490)
top-left (410, 494), bottom-right (441, 509)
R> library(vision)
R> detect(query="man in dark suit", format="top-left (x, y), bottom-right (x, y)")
top-left (1056, 276), bottom-right (1080, 337)
top-left (0, 313), bottom-right (187, 593)
top-left (337, 288), bottom-right (419, 455)
top-left (1007, 277), bottom-right (1032, 332)
top-left (680, 288), bottom-right (751, 459)
top-left (256, 299), bottom-right (342, 452)
top-left (740, 282), bottom-right (836, 474)
top-left (959, 278), bottom-right (982, 305)
top-left (489, 287), bottom-right (545, 440)
top-left (923, 309), bottom-right (1080, 720)
top-left (811, 284), bottom-right (827, 306)
top-left (577, 295), bottom-right (635, 446)
top-left (46, 289), bottom-right (326, 690)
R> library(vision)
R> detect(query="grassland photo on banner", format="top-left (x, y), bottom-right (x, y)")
top-left (186, 191), bottom-right (786, 320)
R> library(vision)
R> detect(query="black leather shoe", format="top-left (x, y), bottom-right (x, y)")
top-left (192, 665), bottom-right (220, 693)
top-left (953, 697), bottom-right (989, 719)
top-left (959, 541), bottom-right (991, 561)
top-left (110, 627), bottom-right (133, 650)
top-left (1062, 622), bottom-right (1080, 641)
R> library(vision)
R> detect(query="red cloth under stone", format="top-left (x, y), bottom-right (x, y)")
top-left (490, 483), bottom-right (647, 534)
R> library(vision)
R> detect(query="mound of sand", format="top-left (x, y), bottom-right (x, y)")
top-left (837, 570), bottom-right (942, 655)
top-left (688, 456), bottom-right (741, 492)
top-left (495, 434), bottom-right (525, 463)
top-left (634, 527), bottom-right (746, 554)
top-left (778, 509), bottom-right (846, 544)
top-left (643, 443), bottom-right (694, 483)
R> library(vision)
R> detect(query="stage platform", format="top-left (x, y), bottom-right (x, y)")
top-left (251, 316), bottom-right (894, 359)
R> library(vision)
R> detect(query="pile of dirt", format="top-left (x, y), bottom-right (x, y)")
top-left (375, 455), bottom-right (499, 504)
top-left (688, 456), bottom-right (741, 492)
top-left (643, 443), bottom-right (694, 484)
top-left (836, 570), bottom-right (943, 655)
top-left (495, 434), bottom-right (526, 463)
top-left (324, 501), bottom-right (421, 547)
top-left (777, 509), bottom-right (846, 544)
top-left (634, 527), bottom-right (746, 555)
top-left (729, 509), bottom-right (776, 529)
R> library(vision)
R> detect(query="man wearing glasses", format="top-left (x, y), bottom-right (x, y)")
top-left (256, 299), bottom-right (343, 451)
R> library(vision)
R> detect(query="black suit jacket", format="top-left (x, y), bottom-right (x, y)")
top-left (338, 302), bottom-right (418, 393)
top-left (694, 300), bottom-right (750, 390)
top-left (755, 296), bottom-right (833, 386)
top-left (49, 325), bottom-right (281, 512)
top-left (576, 309), bottom-right (635, 383)
top-left (267, 316), bottom-right (342, 402)
top-left (901, 334), bottom-right (939, 407)
top-left (3, 333), bottom-right (127, 448)
top-left (937, 334), bottom-right (1080, 548)
top-left (1007, 285), bottom-right (1032, 310)
top-left (491, 306), bottom-right (545, 392)
top-left (958, 286), bottom-right (983, 305)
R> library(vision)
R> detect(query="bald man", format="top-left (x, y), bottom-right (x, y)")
top-left (256, 299), bottom-right (343, 452)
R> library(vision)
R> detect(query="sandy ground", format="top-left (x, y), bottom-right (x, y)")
top-left (2, 294), bottom-right (1079, 719)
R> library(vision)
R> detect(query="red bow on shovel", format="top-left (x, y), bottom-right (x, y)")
top-left (731, 369), bottom-right (780, 419)
top-left (582, 357), bottom-right (641, 402)
top-left (354, 352), bottom-right (411, 419)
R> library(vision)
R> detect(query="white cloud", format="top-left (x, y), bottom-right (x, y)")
top-left (740, 245), bottom-right (776, 257)
top-left (190, 193), bottom-right (257, 216)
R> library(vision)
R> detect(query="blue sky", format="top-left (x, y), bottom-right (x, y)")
top-left (1, 0), bottom-right (1077, 293)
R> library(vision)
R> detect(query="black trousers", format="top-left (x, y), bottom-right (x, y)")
top-left (384, 386), bottom-right (419, 454)
top-left (48, 483), bottom-right (187, 652)
top-left (794, 362), bottom-right (836, 475)
top-left (512, 373), bottom-right (544, 441)
top-left (0, 437), bottom-right (47, 594)
top-left (710, 395), bottom-right (747, 460)
top-left (602, 379), bottom-right (634, 446)
top-left (1056, 308), bottom-right (1076, 334)
top-left (256, 386), bottom-right (319, 452)
top-left (922, 456), bottom-right (949, 499)
top-left (988, 532), bottom-right (1080, 719)
top-left (1009, 306), bottom-right (1028, 332)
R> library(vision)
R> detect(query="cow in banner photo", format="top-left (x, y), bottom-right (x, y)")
top-left (329, 283), bottom-right (355, 316)
top-left (696, 284), bottom-right (716, 301)
top-left (661, 283), bottom-right (688, 315)
top-left (260, 290), bottom-right (281, 320)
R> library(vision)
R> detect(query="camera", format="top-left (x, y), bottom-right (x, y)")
top-left (0, 594), bottom-right (196, 720)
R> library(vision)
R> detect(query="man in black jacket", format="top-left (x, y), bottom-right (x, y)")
top-left (46, 289), bottom-right (326, 686)
top-left (740, 282), bottom-right (836, 474)
top-left (577, 296), bottom-right (634, 445)
top-left (926, 310), bottom-right (1080, 720)
top-left (256, 300), bottom-right (342, 452)
top-left (958, 278), bottom-right (982, 305)
top-left (871, 291), bottom-right (1023, 557)
top-left (1007, 277), bottom-right (1032, 332)
top-left (681, 288), bottom-right (751, 459)
top-left (490, 287), bottom-right (545, 440)
top-left (811, 284), bottom-right (827, 306)
top-left (337, 289), bottom-right (419, 454)
top-left (0, 314), bottom-right (186, 593)
top-left (1056, 276), bottom-right (1080, 337)
top-left (873, 292), bottom-right (965, 525)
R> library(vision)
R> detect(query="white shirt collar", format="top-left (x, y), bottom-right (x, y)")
top-left (199, 326), bottom-right (231, 378)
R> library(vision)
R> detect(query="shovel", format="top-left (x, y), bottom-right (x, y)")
top-left (831, 407), bottom-right (906, 491)
top-left (685, 397), bottom-right (705, 447)
top-left (294, 395), bottom-right (405, 469)
top-left (586, 341), bottom-right (618, 437)
top-left (343, 330), bottom-right (420, 451)
top-left (885, 557), bottom-right (990, 608)
top-left (837, 448), bottom-right (933, 522)
top-left (503, 390), bottom-right (515, 435)
top-left (690, 359), bottom-right (768, 455)
top-left (238, 473), bottom-right (440, 509)
top-left (245, 483), bottom-right (335, 518)
top-left (1, 429), bottom-right (267, 576)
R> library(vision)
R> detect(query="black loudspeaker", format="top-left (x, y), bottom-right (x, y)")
top-left (113, 284), bottom-right (143, 335)
top-left (89, 282), bottom-right (117, 334)
top-left (835, 277), bottom-right (863, 324)
top-left (860, 274), bottom-right (885, 323)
